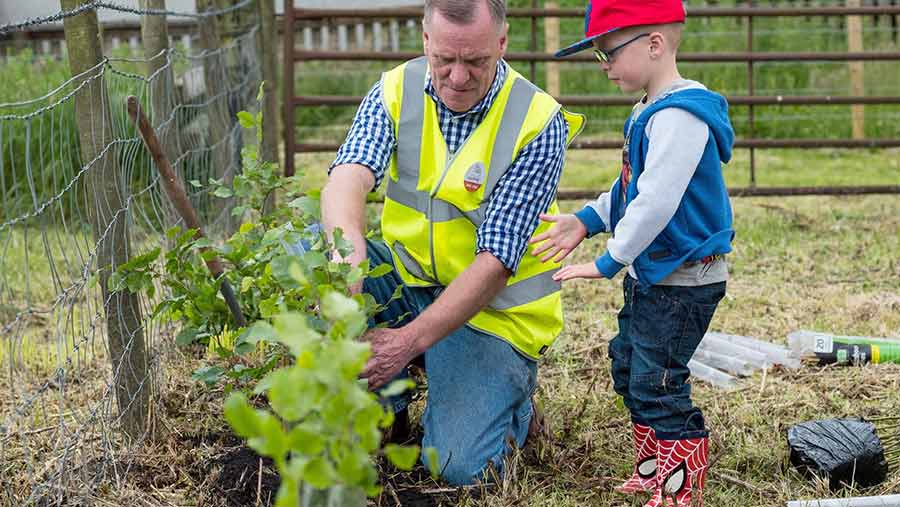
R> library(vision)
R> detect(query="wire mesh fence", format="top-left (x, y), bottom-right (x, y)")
top-left (0, 1), bottom-right (261, 504)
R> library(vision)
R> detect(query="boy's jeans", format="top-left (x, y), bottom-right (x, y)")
top-left (362, 239), bottom-right (537, 485)
top-left (608, 275), bottom-right (726, 440)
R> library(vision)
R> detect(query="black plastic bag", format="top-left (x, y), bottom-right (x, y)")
top-left (787, 418), bottom-right (889, 491)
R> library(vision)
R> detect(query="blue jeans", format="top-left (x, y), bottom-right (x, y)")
top-left (362, 239), bottom-right (537, 485)
top-left (608, 276), bottom-right (726, 441)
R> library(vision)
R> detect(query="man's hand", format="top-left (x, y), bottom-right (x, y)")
top-left (360, 327), bottom-right (420, 390)
top-left (552, 261), bottom-right (602, 282)
top-left (529, 213), bottom-right (588, 263)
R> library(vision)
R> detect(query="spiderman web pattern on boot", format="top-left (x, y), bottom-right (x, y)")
top-left (616, 423), bottom-right (657, 494)
top-left (644, 437), bottom-right (708, 507)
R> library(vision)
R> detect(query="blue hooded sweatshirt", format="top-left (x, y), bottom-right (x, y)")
top-left (577, 87), bottom-right (735, 286)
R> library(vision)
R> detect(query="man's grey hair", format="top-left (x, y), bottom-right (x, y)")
top-left (422, 0), bottom-right (507, 30)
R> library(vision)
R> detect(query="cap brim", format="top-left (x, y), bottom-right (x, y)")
top-left (553, 36), bottom-right (598, 58)
top-left (553, 27), bottom-right (620, 58)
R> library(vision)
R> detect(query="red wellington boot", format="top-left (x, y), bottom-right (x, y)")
top-left (643, 436), bottom-right (709, 507)
top-left (615, 423), bottom-right (657, 494)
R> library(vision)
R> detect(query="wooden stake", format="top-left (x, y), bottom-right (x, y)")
top-left (847, 0), bottom-right (865, 139)
top-left (126, 96), bottom-right (247, 328)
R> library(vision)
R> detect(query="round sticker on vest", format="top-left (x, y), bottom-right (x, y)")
top-left (463, 161), bottom-right (486, 192)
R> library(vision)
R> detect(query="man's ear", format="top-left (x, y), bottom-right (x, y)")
top-left (423, 30), bottom-right (430, 53)
top-left (498, 22), bottom-right (509, 55)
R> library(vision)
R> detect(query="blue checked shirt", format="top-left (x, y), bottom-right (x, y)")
top-left (331, 60), bottom-right (569, 274)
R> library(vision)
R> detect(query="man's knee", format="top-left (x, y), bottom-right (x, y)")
top-left (429, 447), bottom-right (496, 486)
top-left (423, 433), bottom-right (505, 486)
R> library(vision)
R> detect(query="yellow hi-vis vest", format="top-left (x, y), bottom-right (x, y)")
top-left (380, 57), bottom-right (584, 359)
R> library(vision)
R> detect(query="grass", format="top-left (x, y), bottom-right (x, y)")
top-left (292, 146), bottom-right (900, 192)
top-left (480, 194), bottom-right (900, 506)
top-left (3, 193), bottom-right (896, 506)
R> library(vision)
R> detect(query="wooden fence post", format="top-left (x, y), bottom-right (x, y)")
top-left (61, 0), bottom-right (150, 443)
top-left (140, 0), bottom-right (182, 226)
top-left (847, 0), bottom-right (866, 139)
top-left (544, 2), bottom-right (560, 97)
top-left (258, 0), bottom-right (280, 213)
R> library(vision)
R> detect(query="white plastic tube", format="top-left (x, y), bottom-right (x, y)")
top-left (697, 334), bottom-right (771, 369)
top-left (688, 359), bottom-right (737, 390)
top-left (786, 494), bottom-right (900, 507)
top-left (706, 331), bottom-right (801, 368)
top-left (692, 347), bottom-right (755, 376)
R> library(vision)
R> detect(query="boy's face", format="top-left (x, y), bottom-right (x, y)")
top-left (593, 28), bottom-right (654, 94)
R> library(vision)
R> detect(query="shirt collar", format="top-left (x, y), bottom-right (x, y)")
top-left (425, 59), bottom-right (508, 119)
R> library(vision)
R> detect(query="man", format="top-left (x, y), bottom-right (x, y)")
top-left (320, 0), bottom-right (583, 485)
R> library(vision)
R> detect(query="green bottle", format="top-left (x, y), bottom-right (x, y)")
top-left (787, 330), bottom-right (900, 366)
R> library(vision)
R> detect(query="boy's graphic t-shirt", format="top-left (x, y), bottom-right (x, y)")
top-left (620, 146), bottom-right (632, 204)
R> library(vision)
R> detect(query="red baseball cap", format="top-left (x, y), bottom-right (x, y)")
top-left (555, 0), bottom-right (686, 58)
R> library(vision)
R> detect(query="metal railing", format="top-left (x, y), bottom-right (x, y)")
top-left (282, 4), bottom-right (900, 196)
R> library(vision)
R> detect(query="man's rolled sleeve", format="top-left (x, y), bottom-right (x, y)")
top-left (475, 113), bottom-right (568, 273)
top-left (330, 81), bottom-right (396, 190)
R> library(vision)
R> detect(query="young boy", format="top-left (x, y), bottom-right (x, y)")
top-left (535, 1), bottom-right (735, 505)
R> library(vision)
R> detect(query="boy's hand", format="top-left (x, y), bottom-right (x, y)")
top-left (529, 213), bottom-right (588, 263)
top-left (552, 262), bottom-right (602, 282)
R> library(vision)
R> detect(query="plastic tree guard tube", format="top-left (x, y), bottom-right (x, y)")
top-left (786, 494), bottom-right (900, 506)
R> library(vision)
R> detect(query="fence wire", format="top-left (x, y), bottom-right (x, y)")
top-left (0, 1), bottom-right (261, 504)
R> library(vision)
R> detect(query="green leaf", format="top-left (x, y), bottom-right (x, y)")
top-left (189, 179), bottom-right (202, 188)
top-left (213, 186), bottom-right (234, 199)
top-left (240, 276), bottom-right (254, 293)
top-left (271, 255), bottom-right (303, 290)
top-left (237, 110), bottom-right (256, 129)
top-left (175, 326), bottom-right (200, 346)
top-left (289, 262), bottom-right (308, 286)
top-left (321, 291), bottom-right (361, 322)
top-left (166, 225), bottom-right (183, 240)
top-left (239, 321), bottom-right (276, 346)
top-left (380, 379), bottom-right (415, 398)
top-left (248, 412), bottom-right (288, 457)
top-left (272, 313), bottom-right (320, 357)
top-left (267, 368), bottom-right (313, 422)
top-left (335, 447), bottom-right (371, 485)
top-left (191, 365), bottom-right (225, 386)
top-left (262, 226), bottom-right (288, 245)
top-left (259, 295), bottom-right (282, 318)
top-left (119, 247), bottom-right (161, 271)
top-left (424, 447), bottom-right (441, 479)
top-left (301, 457), bottom-right (337, 489)
top-left (301, 250), bottom-right (328, 271)
top-left (223, 392), bottom-right (259, 438)
top-left (368, 263), bottom-right (394, 278)
top-left (239, 222), bottom-right (255, 234)
top-left (287, 423), bottom-right (325, 456)
top-left (384, 444), bottom-right (420, 471)
top-left (332, 227), bottom-right (354, 259)
top-left (287, 196), bottom-right (320, 219)
top-left (107, 272), bottom-right (124, 292)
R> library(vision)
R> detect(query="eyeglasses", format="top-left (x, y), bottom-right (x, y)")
top-left (592, 33), bottom-right (650, 63)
